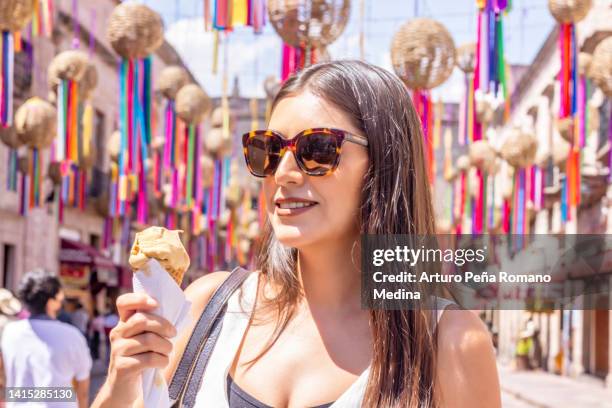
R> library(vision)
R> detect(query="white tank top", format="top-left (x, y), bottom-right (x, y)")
top-left (192, 272), bottom-right (454, 407)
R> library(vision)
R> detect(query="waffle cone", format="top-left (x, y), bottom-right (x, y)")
top-left (167, 268), bottom-right (185, 286)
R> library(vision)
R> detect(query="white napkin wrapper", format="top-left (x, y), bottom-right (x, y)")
top-left (132, 258), bottom-right (192, 408)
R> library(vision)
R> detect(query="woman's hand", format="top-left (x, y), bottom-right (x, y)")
top-left (91, 293), bottom-right (176, 407)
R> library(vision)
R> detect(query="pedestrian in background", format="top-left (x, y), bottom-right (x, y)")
top-left (0, 289), bottom-right (22, 408)
top-left (1, 269), bottom-right (92, 408)
top-left (515, 328), bottom-right (534, 371)
top-left (70, 301), bottom-right (89, 338)
top-left (0, 289), bottom-right (22, 342)
top-left (88, 310), bottom-right (104, 361)
top-left (102, 304), bottom-right (118, 365)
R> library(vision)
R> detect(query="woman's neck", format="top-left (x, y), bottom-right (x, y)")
top-left (296, 237), bottom-right (363, 313)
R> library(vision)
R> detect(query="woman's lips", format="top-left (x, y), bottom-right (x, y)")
top-left (275, 202), bottom-right (317, 217)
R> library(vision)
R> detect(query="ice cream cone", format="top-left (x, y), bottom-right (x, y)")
top-left (129, 226), bottom-right (190, 286)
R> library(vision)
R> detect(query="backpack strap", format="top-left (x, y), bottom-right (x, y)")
top-left (169, 267), bottom-right (251, 407)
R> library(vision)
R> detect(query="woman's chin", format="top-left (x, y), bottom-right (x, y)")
top-left (273, 225), bottom-right (320, 249)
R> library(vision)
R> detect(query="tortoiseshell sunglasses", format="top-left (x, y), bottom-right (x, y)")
top-left (241, 128), bottom-right (369, 178)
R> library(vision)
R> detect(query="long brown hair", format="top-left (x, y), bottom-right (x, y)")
top-left (252, 60), bottom-right (438, 407)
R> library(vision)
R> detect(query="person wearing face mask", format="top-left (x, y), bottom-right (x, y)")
top-left (1, 270), bottom-right (92, 408)
top-left (92, 60), bottom-right (500, 408)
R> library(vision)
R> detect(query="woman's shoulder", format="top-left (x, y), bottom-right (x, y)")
top-left (437, 308), bottom-right (490, 351)
top-left (183, 269), bottom-right (260, 311)
top-left (435, 309), bottom-right (501, 407)
top-left (183, 271), bottom-right (232, 311)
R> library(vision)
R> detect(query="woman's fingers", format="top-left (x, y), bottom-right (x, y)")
top-left (116, 292), bottom-right (159, 322)
top-left (107, 293), bottom-right (178, 380)
top-left (120, 312), bottom-right (177, 339)
top-left (114, 332), bottom-right (173, 357)
top-left (112, 352), bottom-right (170, 376)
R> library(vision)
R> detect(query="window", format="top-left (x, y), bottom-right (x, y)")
top-left (90, 234), bottom-right (100, 250)
top-left (94, 109), bottom-right (106, 169)
top-left (89, 110), bottom-right (108, 198)
top-left (2, 244), bottom-right (16, 290)
top-left (13, 40), bottom-right (32, 100)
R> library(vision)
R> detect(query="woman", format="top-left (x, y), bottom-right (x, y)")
top-left (92, 60), bottom-right (500, 407)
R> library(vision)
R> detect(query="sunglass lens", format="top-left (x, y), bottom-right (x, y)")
top-left (297, 132), bottom-right (339, 175)
top-left (245, 133), bottom-right (282, 177)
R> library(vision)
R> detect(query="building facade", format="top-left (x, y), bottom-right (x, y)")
top-left (0, 0), bottom-right (193, 313)
top-left (494, 0), bottom-right (612, 388)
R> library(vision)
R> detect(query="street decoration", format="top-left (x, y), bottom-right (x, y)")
top-left (14, 96), bottom-right (56, 215)
top-left (268, 0), bottom-right (350, 79)
top-left (548, 0), bottom-right (593, 224)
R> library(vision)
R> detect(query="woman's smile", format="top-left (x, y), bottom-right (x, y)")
top-left (274, 197), bottom-right (319, 216)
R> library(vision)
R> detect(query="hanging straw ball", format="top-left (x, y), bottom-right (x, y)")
top-left (48, 50), bottom-right (90, 89)
top-left (0, 0), bottom-right (36, 32)
top-left (588, 102), bottom-right (600, 133)
top-left (500, 127), bottom-right (538, 169)
top-left (553, 137), bottom-right (570, 167)
top-left (210, 106), bottom-right (236, 129)
top-left (556, 117), bottom-right (574, 143)
top-left (468, 168), bottom-right (480, 198)
top-left (201, 154), bottom-right (215, 188)
top-left (94, 192), bottom-right (110, 218)
top-left (14, 97), bottom-right (56, 150)
top-left (264, 76), bottom-right (282, 100)
top-left (578, 52), bottom-right (592, 77)
top-left (107, 3), bottom-right (164, 60)
top-left (0, 126), bottom-right (22, 149)
top-left (244, 208), bottom-right (258, 225)
top-left (204, 128), bottom-right (232, 156)
top-left (590, 36), bottom-right (612, 97)
top-left (150, 136), bottom-right (165, 150)
top-left (79, 144), bottom-right (96, 170)
top-left (548, 0), bottom-right (593, 24)
top-left (535, 146), bottom-right (552, 168)
top-left (161, 183), bottom-right (173, 209)
top-left (157, 66), bottom-right (190, 100)
top-left (147, 186), bottom-right (163, 219)
top-left (267, 0), bottom-right (351, 48)
top-left (475, 91), bottom-right (496, 124)
top-left (443, 166), bottom-right (457, 182)
top-left (79, 63), bottom-right (99, 100)
top-left (239, 238), bottom-right (251, 255)
top-left (456, 42), bottom-right (476, 74)
top-left (246, 221), bottom-right (260, 240)
top-left (456, 154), bottom-right (471, 173)
top-left (211, 107), bottom-right (224, 128)
top-left (176, 84), bottom-right (212, 125)
top-left (47, 162), bottom-right (62, 185)
top-left (218, 208), bottom-right (232, 228)
top-left (501, 166), bottom-right (515, 200)
top-left (17, 155), bottom-right (31, 174)
top-left (225, 182), bottom-right (243, 209)
top-left (391, 18), bottom-right (456, 90)
top-left (108, 130), bottom-right (121, 162)
top-left (316, 45), bottom-right (332, 63)
top-left (469, 140), bottom-right (497, 173)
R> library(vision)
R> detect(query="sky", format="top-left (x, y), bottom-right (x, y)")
top-left (136, 0), bottom-right (556, 101)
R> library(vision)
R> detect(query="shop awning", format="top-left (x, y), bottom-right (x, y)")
top-left (59, 239), bottom-right (115, 270)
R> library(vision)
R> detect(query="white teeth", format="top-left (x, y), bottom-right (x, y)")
top-left (278, 202), bottom-right (315, 209)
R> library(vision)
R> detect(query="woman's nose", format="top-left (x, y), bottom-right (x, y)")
top-left (274, 149), bottom-right (304, 186)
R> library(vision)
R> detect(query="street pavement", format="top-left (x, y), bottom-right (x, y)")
top-left (499, 364), bottom-right (612, 407)
top-left (503, 391), bottom-right (538, 408)
top-left (88, 359), bottom-right (108, 404)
